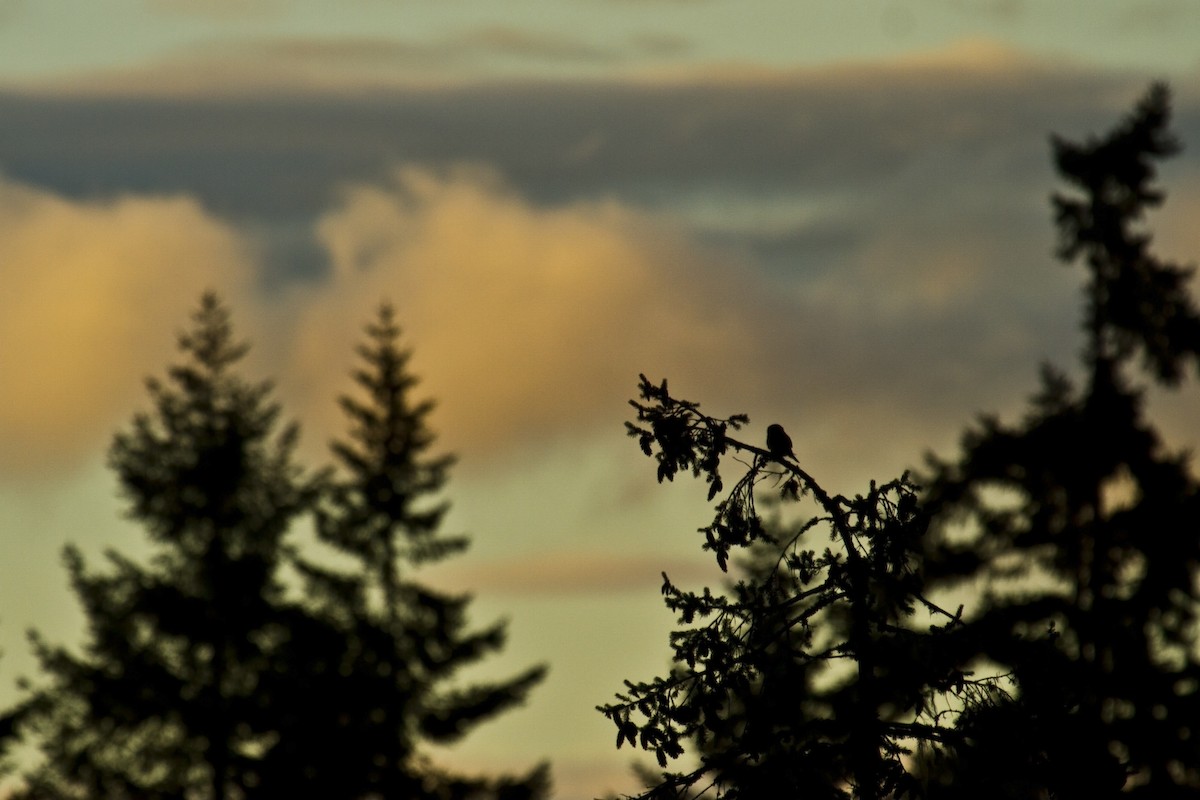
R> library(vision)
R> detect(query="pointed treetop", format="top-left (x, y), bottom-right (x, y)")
top-left (176, 291), bottom-right (250, 376)
top-left (1051, 82), bottom-right (1200, 385)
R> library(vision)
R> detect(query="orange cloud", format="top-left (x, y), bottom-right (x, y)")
top-left (283, 165), bottom-right (758, 463)
top-left (0, 177), bottom-right (255, 478)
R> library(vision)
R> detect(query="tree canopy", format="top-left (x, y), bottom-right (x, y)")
top-left (602, 83), bottom-right (1200, 799)
top-left (919, 81), bottom-right (1200, 797)
top-left (16, 294), bottom-right (313, 798)
top-left (8, 297), bottom-right (547, 799)
top-left (600, 377), bottom-right (995, 799)
top-left (278, 303), bottom-right (549, 799)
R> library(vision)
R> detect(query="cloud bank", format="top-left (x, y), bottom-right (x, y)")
top-left (282, 164), bottom-right (763, 461)
top-left (1, 44), bottom-right (1196, 488)
top-left (0, 178), bottom-right (255, 477)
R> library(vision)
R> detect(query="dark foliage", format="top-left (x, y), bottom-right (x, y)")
top-left (7, 298), bottom-right (548, 799)
top-left (600, 377), bottom-right (1003, 799)
top-left (13, 294), bottom-right (315, 798)
top-left (601, 84), bottom-right (1200, 800)
top-left (920, 83), bottom-right (1200, 797)
top-left (274, 303), bottom-right (550, 799)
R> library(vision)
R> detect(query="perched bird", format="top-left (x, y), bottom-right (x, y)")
top-left (766, 424), bottom-right (796, 461)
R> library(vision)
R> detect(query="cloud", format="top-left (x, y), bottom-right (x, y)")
top-left (0, 43), bottom-right (1167, 222)
top-left (0, 52), bottom-right (1194, 489)
top-left (281, 164), bottom-right (763, 462)
top-left (628, 32), bottom-right (694, 57)
top-left (24, 27), bottom-right (628, 96)
top-left (13, 33), bottom-right (1085, 99)
top-left (269, 158), bottom-right (1063, 494)
top-left (0, 177), bottom-right (256, 478)
top-left (254, 27), bottom-right (621, 69)
top-left (453, 26), bottom-right (620, 63)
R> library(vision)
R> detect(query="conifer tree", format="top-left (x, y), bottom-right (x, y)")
top-left (15, 293), bottom-right (314, 798)
top-left (600, 378), bottom-right (999, 799)
top-left (273, 303), bottom-right (549, 799)
top-left (920, 84), bottom-right (1200, 796)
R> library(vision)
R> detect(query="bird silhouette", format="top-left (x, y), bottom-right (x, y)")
top-left (766, 424), bottom-right (795, 461)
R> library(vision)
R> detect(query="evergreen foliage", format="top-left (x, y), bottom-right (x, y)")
top-left (601, 84), bottom-right (1200, 799)
top-left (8, 298), bottom-right (548, 799)
top-left (920, 83), bottom-right (1200, 797)
top-left (599, 379), bottom-right (998, 799)
top-left (16, 294), bottom-right (314, 798)
top-left (274, 303), bottom-right (549, 799)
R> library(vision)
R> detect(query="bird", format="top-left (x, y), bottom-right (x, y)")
top-left (766, 424), bottom-right (795, 461)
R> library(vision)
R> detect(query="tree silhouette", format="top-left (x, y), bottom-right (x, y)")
top-left (271, 303), bottom-right (549, 799)
top-left (599, 378), bottom-right (1001, 799)
top-left (920, 83), bottom-right (1200, 796)
top-left (8, 298), bottom-right (550, 799)
top-left (14, 293), bottom-right (316, 798)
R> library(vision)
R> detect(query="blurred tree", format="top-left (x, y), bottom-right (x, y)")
top-left (13, 293), bottom-right (316, 798)
top-left (599, 377), bottom-right (1001, 799)
top-left (920, 83), bottom-right (1200, 797)
top-left (267, 303), bottom-right (549, 799)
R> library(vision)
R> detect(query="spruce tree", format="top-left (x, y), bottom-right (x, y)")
top-left (920, 84), bottom-right (1200, 796)
top-left (15, 293), bottom-right (314, 798)
top-left (273, 303), bottom-right (549, 799)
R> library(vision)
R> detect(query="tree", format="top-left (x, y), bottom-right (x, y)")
top-left (599, 378), bottom-right (1001, 799)
top-left (269, 303), bottom-right (549, 799)
top-left (14, 293), bottom-right (315, 798)
top-left (920, 83), bottom-right (1200, 796)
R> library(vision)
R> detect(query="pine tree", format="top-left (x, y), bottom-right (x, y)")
top-left (15, 293), bottom-right (314, 798)
top-left (271, 303), bottom-right (549, 799)
top-left (920, 84), bottom-right (1200, 796)
top-left (600, 378), bottom-right (1000, 799)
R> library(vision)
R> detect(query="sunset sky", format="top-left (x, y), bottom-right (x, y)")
top-left (2, 2), bottom-right (1200, 797)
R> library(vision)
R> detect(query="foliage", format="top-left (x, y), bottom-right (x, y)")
top-left (14, 294), bottom-right (315, 799)
top-left (271, 303), bottom-right (549, 799)
top-left (8, 298), bottom-right (548, 800)
top-left (599, 377), bottom-right (1003, 799)
top-left (602, 83), bottom-right (1200, 800)
top-left (920, 83), bottom-right (1200, 797)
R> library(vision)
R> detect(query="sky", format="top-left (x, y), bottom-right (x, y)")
top-left (1, 2), bottom-right (1200, 798)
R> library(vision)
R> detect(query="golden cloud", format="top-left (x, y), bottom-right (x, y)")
top-left (282, 165), bottom-right (758, 463)
top-left (0, 177), bottom-right (255, 477)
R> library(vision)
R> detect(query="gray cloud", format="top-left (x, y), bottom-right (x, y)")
top-left (454, 26), bottom-right (621, 63)
top-left (250, 27), bottom-right (623, 68)
top-left (2, 59), bottom-right (1176, 221)
top-left (26, 27), bottom-right (636, 98)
